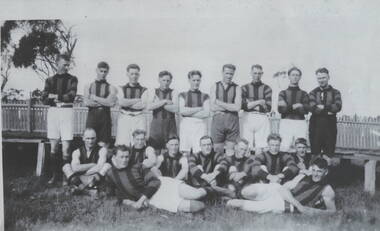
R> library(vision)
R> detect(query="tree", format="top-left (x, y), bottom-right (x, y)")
top-left (1, 21), bottom-right (18, 91)
top-left (0, 20), bottom-right (78, 90)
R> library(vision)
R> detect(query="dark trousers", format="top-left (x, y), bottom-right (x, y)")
top-left (86, 107), bottom-right (112, 144)
top-left (309, 115), bottom-right (337, 157)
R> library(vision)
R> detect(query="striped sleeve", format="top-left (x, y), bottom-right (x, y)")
top-left (188, 153), bottom-right (203, 180)
top-left (62, 76), bottom-right (78, 103)
top-left (215, 153), bottom-right (228, 174)
top-left (326, 89), bottom-right (342, 113)
top-left (278, 90), bottom-right (292, 114)
top-left (295, 91), bottom-right (309, 115)
top-left (281, 153), bottom-right (299, 179)
top-left (241, 85), bottom-right (249, 110)
top-left (42, 77), bottom-right (53, 105)
top-left (264, 85), bottom-right (272, 112)
top-left (130, 164), bottom-right (161, 198)
top-left (309, 89), bottom-right (323, 114)
top-left (251, 153), bottom-right (269, 180)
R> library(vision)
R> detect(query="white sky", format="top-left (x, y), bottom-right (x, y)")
top-left (1, 0), bottom-right (380, 116)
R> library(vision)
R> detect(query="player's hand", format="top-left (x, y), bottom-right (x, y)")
top-left (257, 99), bottom-right (266, 106)
top-left (229, 172), bottom-right (237, 180)
top-left (48, 93), bottom-right (58, 99)
top-left (90, 94), bottom-right (97, 101)
top-left (267, 174), bottom-right (281, 183)
top-left (164, 100), bottom-right (173, 105)
top-left (292, 103), bottom-right (303, 109)
top-left (297, 162), bottom-right (306, 170)
top-left (317, 105), bottom-right (325, 110)
top-left (278, 100), bottom-right (287, 107)
top-left (233, 172), bottom-right (246, 182)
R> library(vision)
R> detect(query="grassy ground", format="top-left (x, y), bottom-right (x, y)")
top-left (3, 144), bottom-right (380, 231)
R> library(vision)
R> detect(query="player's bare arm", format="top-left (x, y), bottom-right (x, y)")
top-left (83, 84), bottom-right (102, 107)
top-left (71, 150), bottom-right (96, 173)
top-left (91, 86), bottom-right (118, 107)
top-left (85, 147), bottom-right (108, 175)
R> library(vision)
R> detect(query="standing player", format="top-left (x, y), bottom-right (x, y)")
top-left (277, 67), bottom-right (309, 152)
top-left (210, 64), bottom-right (241, 154)
top-left (41, 54), bottom-right (78, 184)
top-left (179, 70), bottom-right (210, 155)
top-left (309, 68), bottom-right (342, 163)
top-left (84, 62), bottom-right (117, 147)
top-left (115, 64), bottom-right (148, 146)
top-left (241, 65), bottom-right (272, 154)
top-left (148, 71), bottom-right (179, 153)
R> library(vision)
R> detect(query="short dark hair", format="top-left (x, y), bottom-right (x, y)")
top-left (222, 64), bottom-right (236, 72)
top-left (267, 133), bottom-right (282, 143)
top-left (132, 129), bottom-right (146, 137)
top-left (127, 64), bottom-right (140, 72)
top-left (288, 67), bottom-right (302, 76)
top-left (166, 136), bottom-right (179, 143)
top-left (188, 70), bottom-right (202, 79)
top-left (295, 137), bottom-right (307, 146)
top-left (200, 135), bottom-right (213, 145)
top-left (97, 61), bottom-right (110, 70)
top-left (159, 70), bottom-right (173, 79)
top-left (315, 67), bottom-right (329, 75)
top-left (56, 54), bottom-right (71, 62)
top-left (251, 64), bottom-right (263, 71)
top-left (311, 157), bottom-right (328, 169)
top-left (114, 145), bottom-right (131, 156)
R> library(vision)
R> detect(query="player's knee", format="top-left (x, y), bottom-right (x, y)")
top-left (226, 199), bottom-right (244, 208)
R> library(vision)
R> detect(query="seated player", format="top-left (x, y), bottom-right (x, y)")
top-left (105, 145), bottom-right (206, 213)
top-left (187, 136), bottom-right (234, 198)
top-left (245, 133), bottom-right (299, 185)
top-left (223, 138), bottom-right (253, 197)
top-left (227, 158), bottom-right (336, 214)
top-left (62, 128), bottom-right (109, 192)
top-left (155, 137), bottom-right (188, 180)
top-left (128, 129), bottom-right (159, 170)
top-left (293, 137), bottom-right (312, 174)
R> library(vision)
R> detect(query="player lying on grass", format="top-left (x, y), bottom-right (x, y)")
top-left (104, 145), bottom-right (206, 213)
top-left (62, 128), bottom-right (110, 193)
top-left (227, 157), bottom-right (336, 214)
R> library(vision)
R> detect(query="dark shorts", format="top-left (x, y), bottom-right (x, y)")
top-left (149, 117), bottom-right (177, 150)
top-left (86, 107), bottom-right (112, 143)
top-left (211, 112), bottom-right (240, 144)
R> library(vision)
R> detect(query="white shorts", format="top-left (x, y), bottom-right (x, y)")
top-left (149, 177), bottom-right (184, 213)
top-left (47, 107), bottom-right (74, 140)
top-left (240, 113), bottom-right (270, 149)
top-left (179, 117), bottom-right (207, 153)
top-left (115, 113), bottom-right (146, 146)
top-left (279, 119), bottom-right (308, 152)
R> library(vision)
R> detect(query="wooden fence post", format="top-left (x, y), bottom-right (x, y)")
top-left (26, 99), bottom-right (32, 133)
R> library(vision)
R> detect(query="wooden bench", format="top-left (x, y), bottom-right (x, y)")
top-left (335, 149), bottom-right (380, 195)
top-left (2, 138), bottom-right (47, 177)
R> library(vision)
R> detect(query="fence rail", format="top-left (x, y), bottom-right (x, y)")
top-left (2, 102), bottom-right (380, 151)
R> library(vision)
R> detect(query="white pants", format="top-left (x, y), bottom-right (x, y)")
top-left (179, 117), bottom-right (207, 153)
top-left (149, 177), bottom-right (184, 213)
top-left (115, 113), bottom-right (146, 146)
top-left (47, 107), bottom-right (74, 140)
top-left (240, 113), bottom-right (270, 149)
top-left (279, 119), bottom-right (308, 152)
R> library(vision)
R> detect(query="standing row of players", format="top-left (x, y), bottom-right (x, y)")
top-left (41, 54), bottom-right (342, 186)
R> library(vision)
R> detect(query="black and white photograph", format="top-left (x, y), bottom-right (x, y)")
top-left (1, 0), bottom-right (380, 230)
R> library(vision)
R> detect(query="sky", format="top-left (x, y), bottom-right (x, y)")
top-left (1, 0), bottom-right (380, 116)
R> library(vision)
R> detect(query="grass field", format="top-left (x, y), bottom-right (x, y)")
top-left (3, 145), bottom-right (380, 231)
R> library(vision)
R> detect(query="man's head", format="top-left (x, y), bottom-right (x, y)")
top-left (127, 64), bottom-right (141, 85)
top-left (132, 129), bottom-right (146, 148)
top-left (295, 138), bottom-right (307, 157)
top-left (56, 54), bottom-right (71, 74)
top-left (222, 64), bottom-right (236, 84)
top-left (158, 70), bottom-right (173, 90)
top-left (83, 128), bottom-right (97, 150)
top-left (315, 67), bottom-right (330, 88)
top-left (188, 70), bottom-right (202, 90)
top-left (96, 61), bottom-right (110, 80)
top-left (200, 135), bottom-right (213, 156)
top-left (251, 64), bottom-right (263, 83)
top-left (288, 67), bottom-right (302, 86)
top-left (267, 133), bottom-right (282, 155)
top-left (166, 136), bottom-right (179, 156)
top-left (310, 157), bottom-right (329, 182)
top-left (234, 138), bottom-right (249, 158)
top-left (113, 145), bottom-right (131, 168)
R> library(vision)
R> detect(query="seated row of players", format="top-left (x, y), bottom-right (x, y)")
top-left (42, 55), bottom-right (342, 186)
top-left (64, 128), bottom-right (336, 214)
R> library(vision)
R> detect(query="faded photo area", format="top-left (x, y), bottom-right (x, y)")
top-left (1, 1), bottom-right (380, 230)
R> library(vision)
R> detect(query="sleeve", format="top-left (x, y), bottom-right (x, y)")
top-left (278, 90), bottom-right (292, 114)
top-left (215, 153), bottom-right (228, 174)
top-left (241, 85), bottom-right (249, 111)
top-left (104, 172), bottom-right (117, 197)
top-left (62, 76), bottom-right (78, 103)
top-left (295, 91), bottom-right (309, 115)
top-left (250, 154), bottom-right (269, 180)
top-left (264, 85), bottom-right (272, 112)
top-left (325, 89), bottom-right (342, 113)
top-left (309, 89), bottom-right (323, 114)
top-left (281, 153), bottom-right (299, 179)
top-left (188, 153), bottom-right (203, 180)
top-left (41, 78), bottom-right (52, 105)
top-left (131, 164), bottom-right (161, 198)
